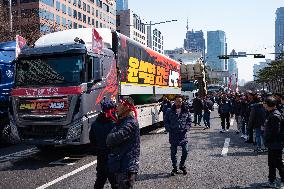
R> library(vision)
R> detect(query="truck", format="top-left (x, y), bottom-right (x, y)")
top-left (10, 28), bottom-right (181, 149)
top-left (0, 41), bottom-right (16, 144)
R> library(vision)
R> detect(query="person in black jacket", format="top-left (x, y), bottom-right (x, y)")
top-left (244, 90), bottom-right (257, 143)
top-left (203, 96), bottom-right (213, 130)
top-left (164, 95), bottom-right (191, 176)
top-left (218, 95), bottom-right (232, 133)
top-left (91, 100), bottom-right (118, 189)
top-left (262, 96), bottom-right (284, 188)
top-left (106, 96), bottom-right (140, 189)
top-left (192, 93), bottom-right (203, 126)
top-left (248, 95), bottom-right (266, 153)
top-left (232, 93), bottom-right (242, 134)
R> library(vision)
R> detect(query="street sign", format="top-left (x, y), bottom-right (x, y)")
top-left (238, 52), bottom-right (247, 57)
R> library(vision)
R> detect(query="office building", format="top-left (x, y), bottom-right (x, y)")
top-left (165, 48), bottom-right (202, 64)
top-left (117, 9), bottom-right (147, 46)
top-left (116, 0), bottom-right (128, 11)
top-left (275, 7), bottom-right (284, 59)
top-left (0, 0), bottom-right (116, 43)
top-left (148, 28), bottom-right (164, 53)
top-left (184, 29), bottom-right (205, 57)
top-left (253, 59), bottom-right (271, 80)
top-left (206, 30), bottom-right (226, 71)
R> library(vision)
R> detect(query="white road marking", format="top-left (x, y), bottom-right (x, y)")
top-left (36, 160), bottom-right (97, 189)
top-left (230, 118), bottom-right (235, 127)
top-left (156, 128), bottom-right (166, 133)
top-left (0, 147), bottom-right (38, 159)
top-left (222, 138), bottom-right (231, 156)
top-left (49, 157), bottom-right (77, 166)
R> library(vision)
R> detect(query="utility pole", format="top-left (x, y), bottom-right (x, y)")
top-left (9, 0), bottom-right (12, 32)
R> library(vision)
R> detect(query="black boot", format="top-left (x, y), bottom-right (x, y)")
top-left (171, 168), bottom-right (178, 176)
top-left (179, 166), bottom-right (187, 175)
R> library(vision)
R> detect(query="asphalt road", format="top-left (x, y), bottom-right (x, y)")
top-left (0, 109), bottom-right (277, 189)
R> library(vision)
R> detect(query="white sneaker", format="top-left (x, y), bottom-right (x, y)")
top-left (220, 129), bottom-right (225, 133)
top-left (241, 135), bottom-right (245, 139)
top-left (226, 129), bottom-right (229, 132)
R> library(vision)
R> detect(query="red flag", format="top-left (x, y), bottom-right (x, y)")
top-left (15, 35), bottom-right (27, 58)
top-left (92, 28), bottom-right (103, 53)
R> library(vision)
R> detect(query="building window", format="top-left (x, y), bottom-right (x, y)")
top-left (100, 22), bottom-right (102, 27)
top-left (91, 7), bottom-right (94, 15)
top-left (102, 3), bottom-right (108, 12)
top-left (56, 1), bottom-right (60, 11)
top-left (68, 7), bottom-right (72, 16)
top-left (96, 21), bottom-right (98, 27)
top-left (96, 10), bottom-right (99, 17)
top-left (40, 0), bottom-right (53, 7)
top-left (88, 17), bottom-right (90, 24)
top-left (79, 24), bottom-right (82, 28)
top-left (78, 0), bottom-right (81, 8)
top-left (62, 4), bottom-right (66, 14)
top-left (68, 20), bottom-right (72, 28)
top-left (62, 17), bottom-right (66, 26)
top-left (73, 10), bottom-right (77, 18)
top-left (92, 18), bottom-right (94, 26)
top-left (68, 0), bottom-right (71, 3)
top-left (78, 12), bottom-right (82, 20)
top-left (83, 14), bottom-right (86, 23)
top-left (56, 15), bottom-right (60, 25)
top-left (73, 0), bottom-right (76, 6)
top-left (74, 22), bottom-right (77, 28)
top-left (87, 5), bottom-right (90, 13)
top-left (83, 2), bottom-right (86, 11)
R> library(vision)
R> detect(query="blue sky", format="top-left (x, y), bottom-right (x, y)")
top-left (129, 0), bottom-right (284, 82)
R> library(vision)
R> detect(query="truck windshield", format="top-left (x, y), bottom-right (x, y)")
top-left (15, 55), bottom-right (83, 87)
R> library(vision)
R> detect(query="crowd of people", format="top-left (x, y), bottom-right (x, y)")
top-left (89, 91), bottom-right (284, 189)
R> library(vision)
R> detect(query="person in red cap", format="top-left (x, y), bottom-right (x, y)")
top-left (90, 99), bottom-right (118, 189)
top-left (106, 96), bottom-right (140, 189)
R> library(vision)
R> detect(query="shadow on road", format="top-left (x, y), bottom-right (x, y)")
top-left (222, 182), bottom-right (270, 189)
top-left (136, 172), bottom-right (171, 181)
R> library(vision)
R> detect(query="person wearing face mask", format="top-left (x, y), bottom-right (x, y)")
top-left (164, 95), bottom-right (192, 176)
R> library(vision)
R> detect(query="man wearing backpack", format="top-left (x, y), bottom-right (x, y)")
top-left (262, 96), bottom-right (284, 188)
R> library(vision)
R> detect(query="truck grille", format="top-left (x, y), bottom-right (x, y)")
top-left (19, 125), bottom-right (68, 140)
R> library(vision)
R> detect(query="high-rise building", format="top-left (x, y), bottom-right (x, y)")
top-left (228, 58), bottom-right (238, 85)
top-left (184, 30), bottom-right (205, 57)
top-left (253, 59), bottom-right (271, 80)
top-left (165, 48), bottom-right (202, 64)
top-left (206, 30), bottom-right (226, 71)
top-left (0, 0), bottom-right (116, 43)
top-left (147, 28), bottom-right (164, 54)
top-left (117, 9), bottom-right (147, 46)
top-left (275, 7), bottom-right (284, 59)
top-left (116, 0), bottom-right (128, 11)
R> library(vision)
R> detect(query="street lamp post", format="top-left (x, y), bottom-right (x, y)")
top-left (9, 0), bottom-right (12, 32)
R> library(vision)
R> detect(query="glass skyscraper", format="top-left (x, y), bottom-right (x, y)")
top-left (206, 30), bottom-right (226, 71)
top-left (116, 0), bottom-right (128, 11)
top-left (275, 7), bottom-right (284, 59)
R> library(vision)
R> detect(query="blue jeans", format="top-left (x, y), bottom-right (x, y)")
top-left (255, 127), bottom-right (264, 148)
top-left (203, 112), bottom-right (210, 128)
top-left (170, 143), bottom-right (189, 169)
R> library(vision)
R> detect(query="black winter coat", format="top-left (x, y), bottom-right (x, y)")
top-left (248, 103), bottom-right (266, 129)
top-left (192, 97), bottom-right (203, 113)
top-left (106, 115), bottom-right (140, 173)
top-left (264, 109), bottom-right (283, 150)
top-left (90, 113), bottom-right (116, 155)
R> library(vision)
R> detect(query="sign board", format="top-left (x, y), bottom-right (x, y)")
top-left (238, 52), bottom-right (247, 57)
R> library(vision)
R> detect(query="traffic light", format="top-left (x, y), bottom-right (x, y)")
top-left (254, 54), bottom-right (265, 58)
top-left (218, 55), bottom-right (229, 59)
